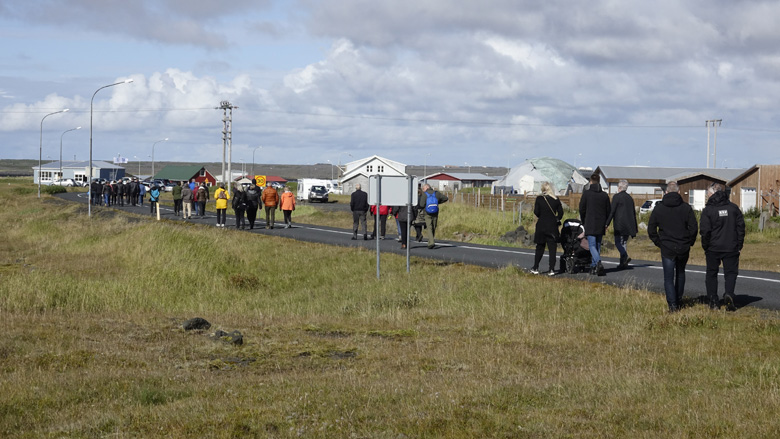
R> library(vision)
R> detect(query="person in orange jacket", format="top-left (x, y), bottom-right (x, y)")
top-left (280, 186), bottom-right (296, 228)
top-left (260, 183), bottom-right (280, 229)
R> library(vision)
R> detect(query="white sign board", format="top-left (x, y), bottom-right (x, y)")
top-left (369, 175), bottom-right (419, 206)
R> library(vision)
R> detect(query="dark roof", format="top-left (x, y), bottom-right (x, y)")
top-left (154, 165), bottom-right (206, 180)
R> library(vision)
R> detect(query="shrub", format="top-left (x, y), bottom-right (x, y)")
top-left (42, 185), bottom-right (67, 195)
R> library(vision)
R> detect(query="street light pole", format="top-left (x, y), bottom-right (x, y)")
top-left (90, 79), bottom-right (133, 218)
top-left (39, 109), bottom-right (69, 198)
top-left (151, 138), bottom-right (168, 178)
top-left (338, 152), bottom-right (352, 178)
top-left (252, 146), bottom-right (261, 177)
top-left (59, 126), bottom-right (80, 185)
top-left (423, 153), bottom-right (431, 182)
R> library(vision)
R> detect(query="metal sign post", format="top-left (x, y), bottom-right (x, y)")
top-left (369, 175), bottom-right (419, 278)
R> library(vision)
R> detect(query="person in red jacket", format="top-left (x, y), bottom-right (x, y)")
top-left (369, 204), bottom-right (391, 239)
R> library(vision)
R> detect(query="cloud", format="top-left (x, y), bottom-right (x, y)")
top-left (0, 0), bottom-right (273, 48)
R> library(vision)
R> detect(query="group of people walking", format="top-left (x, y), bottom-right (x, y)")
top-left (207, 180), bottom-right (295, 229)
top-left (532, 173), bottom-right (745, 313)
top-left (349, 183), bottom-right (448, 250)
top-left (90, 178), bottom-right (146, 207)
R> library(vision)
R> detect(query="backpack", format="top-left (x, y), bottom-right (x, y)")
top-left (425, 191), bottom-right (439, 214)
top-left (218, 189), bottom-right (227, 200)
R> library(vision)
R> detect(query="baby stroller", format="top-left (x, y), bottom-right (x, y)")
top-left (558, 219), bottom-right (592, 274)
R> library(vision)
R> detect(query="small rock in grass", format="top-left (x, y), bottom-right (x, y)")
top-left (182, 317), bottom-right (211, 331)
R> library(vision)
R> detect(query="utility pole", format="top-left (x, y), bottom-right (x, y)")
top-left (216, 101), bottom-right (238, 194)
top-left (705, 119), bottom-right (722, 168)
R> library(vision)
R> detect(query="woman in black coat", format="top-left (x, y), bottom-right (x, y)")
top-left (531, 182), bottom-right (564, 275)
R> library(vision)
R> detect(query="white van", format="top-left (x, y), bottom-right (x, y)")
top-left (639, 199), bottom-right (663, 215)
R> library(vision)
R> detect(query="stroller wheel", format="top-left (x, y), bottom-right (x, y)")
top-left (565, 257), bottom-right (576, 274)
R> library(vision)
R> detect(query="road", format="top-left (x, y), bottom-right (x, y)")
top-left (60, 192), bottom-right (780, 312)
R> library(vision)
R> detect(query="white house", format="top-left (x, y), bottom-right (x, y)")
top-left (33, 160), bottom-right (125, 185)
top-left (339, 155), bottom-right (407, 194)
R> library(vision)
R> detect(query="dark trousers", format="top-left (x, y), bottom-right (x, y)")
top-left (264, 206), bottom-right (276, 228)
top-left (662, 252), bottom-right (689, 310)
top-left (372, 215), bottom-right (387, 238)
top-left (705, 251), bottom-right (740, 303)
top-left (352, 211), bottom-right (367, 235)
top-left (149, 201), bottom-right (157, 214)
top-left (217, 208), bottom-right (226, 225)
top-left (246, 205), bottom-right (258, 228)
top-left (234, 208), bottom-right (246, 228)
top-left (399, 220), bottom-right (409, 246)
top-left (283, 210), bottom-right (293, 226)
top-left (198, 201), bottom-right (206, 216)
top-left (533, 239), bottom-right (558, 272)
top-left (174, 199), bottom-right (182, 215)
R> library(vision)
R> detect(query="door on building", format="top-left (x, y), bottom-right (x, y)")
top-left (690, 189), bottom-right (706, 211)
top-left (741, 187), bottom-right (757, 212)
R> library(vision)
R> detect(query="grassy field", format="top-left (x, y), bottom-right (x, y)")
top-left (2, 178), bottom-right (780, 438)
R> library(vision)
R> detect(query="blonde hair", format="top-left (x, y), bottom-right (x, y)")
top-left (541, 181), bottom-right (557, 199)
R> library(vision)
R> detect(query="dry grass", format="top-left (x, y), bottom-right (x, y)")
top-left (2, 178), bottom-right (780, 438)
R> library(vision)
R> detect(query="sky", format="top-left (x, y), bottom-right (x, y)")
top-left (2, 0), bottom-right (780, 171)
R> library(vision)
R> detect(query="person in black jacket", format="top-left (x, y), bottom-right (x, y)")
top-left (579, 174), bottom-right (611, 275)
top-left (232, 184), bottom-right (248, 229)
top-left (648, 181), bottom-right (698, 312)
top-left (244, 182), bottom-right (260, 229)
top-left (90, 180), bottom-right (102, 205)
top-left (350, 184), bottom-right (369, 240)
top-left (531, 182), bottom-right (564, 275)
top-left (700, 183), bottom-right (745, 311)
top-left (605, 179), bottom-right (638, 269)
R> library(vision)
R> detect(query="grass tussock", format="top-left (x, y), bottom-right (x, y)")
top-left (1, 178), bottom-right (780, 438)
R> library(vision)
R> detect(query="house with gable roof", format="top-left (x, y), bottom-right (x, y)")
top-left (339, 155), bottom-right (407, 194)
top-left (154, 165), bottom-right (217, 186)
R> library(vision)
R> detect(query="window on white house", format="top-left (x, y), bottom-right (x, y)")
top-left (40, 171), bottom-right (53, 181)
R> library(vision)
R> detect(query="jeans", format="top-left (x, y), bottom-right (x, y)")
top-left (614, 235), bottom-right (629, 259)
top-left (662, 253), bottom-right (689, 309)
top-left (586, 235), bottom-right (603, 267)
top-left (705, 251), bottom-right (740, 303)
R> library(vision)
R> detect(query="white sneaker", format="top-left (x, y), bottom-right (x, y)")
top-left (547, 271), bottom-right (556, 276)
top-left (530, 269), bottom-right (540, 275)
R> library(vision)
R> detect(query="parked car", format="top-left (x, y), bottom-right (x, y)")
top-left (639, 199), bottom-right (663, 215)
top-left (308, 185), bottom-right (329, 203)
top-left (51, 178), bottom-right (76, 187)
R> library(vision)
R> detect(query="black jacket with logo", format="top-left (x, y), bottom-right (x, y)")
top-left (700, 190), bottom-right (745, 253)
top-left (647, 192), bottom-right (698, 258)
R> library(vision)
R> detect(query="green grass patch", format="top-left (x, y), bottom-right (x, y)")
top-left (2, 178), bottom-right (780, 438)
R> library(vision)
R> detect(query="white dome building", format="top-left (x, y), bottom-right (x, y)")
top-left (492, 157), bottom-right (587, 195)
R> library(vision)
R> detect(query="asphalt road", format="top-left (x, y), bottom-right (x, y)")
top-left (60, 192), bottom-right (780, 312)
